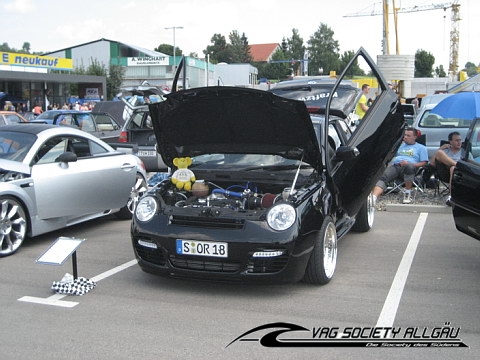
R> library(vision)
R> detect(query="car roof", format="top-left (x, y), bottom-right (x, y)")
top-left (270, 78), bottom-right (360, 118)
top-left (0, 123), bottom-right (101, 140)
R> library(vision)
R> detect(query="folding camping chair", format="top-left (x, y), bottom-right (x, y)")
top-left (385, 133), bottom-right (428, 198)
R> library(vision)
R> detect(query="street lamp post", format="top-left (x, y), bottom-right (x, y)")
top-left (165, 26), bottom-right (183, 71)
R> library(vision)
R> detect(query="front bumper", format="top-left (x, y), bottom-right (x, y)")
top-left (130, 218), bottom-right (315, 283)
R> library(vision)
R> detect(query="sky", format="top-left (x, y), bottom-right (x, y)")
top-left (1, 0), bottom-right (479, 71)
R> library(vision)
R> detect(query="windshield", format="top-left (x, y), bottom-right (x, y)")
top-left (191, 154), bottom-right (310, 169)
top-left (0, 131), bottom-right (37, 162)
top-left (36, 111), bottom-right (62, 119)
top-left (419, 110), bottom-right (473, 128)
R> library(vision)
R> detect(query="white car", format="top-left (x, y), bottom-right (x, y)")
top-left (0, 124), bottom-right (148, 257)
top-left (413, 101), bottom-right (470, 157)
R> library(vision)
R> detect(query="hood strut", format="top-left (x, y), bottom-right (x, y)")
top-left (289, 152), bottom-right (304, 197)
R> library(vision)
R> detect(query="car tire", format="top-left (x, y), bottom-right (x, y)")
top-left (304, 216), bottom-right (337, 285)
top-left (0, 196), bottom-right (28, 257)
top-left (352, 193), bottom-right (375, 232)
top-left (115, 173), bottom-right (148, 220)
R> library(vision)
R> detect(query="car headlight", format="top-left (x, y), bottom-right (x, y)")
top-left (135, 196), bottom-right (158, 222)
top-left (267, 203), bottom-right (296, 231)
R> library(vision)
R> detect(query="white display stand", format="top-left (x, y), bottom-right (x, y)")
top-left (36, 237), bottom-right (85, 279)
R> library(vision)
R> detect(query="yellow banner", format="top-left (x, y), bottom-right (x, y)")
top-left (0, 51), bottom-right (73, 70)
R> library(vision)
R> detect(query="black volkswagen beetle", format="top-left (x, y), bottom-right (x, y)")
top-left (130, 48), bottom-right (404, 284)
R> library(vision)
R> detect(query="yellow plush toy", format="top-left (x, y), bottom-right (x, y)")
top-left (171, 157), bottom-right (196, 191)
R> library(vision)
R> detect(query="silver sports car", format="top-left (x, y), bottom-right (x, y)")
top-left (0, 124), bottom-right (148, 257)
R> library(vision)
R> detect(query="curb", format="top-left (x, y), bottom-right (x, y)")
top-left (385, 204), bottom-right (452, 213)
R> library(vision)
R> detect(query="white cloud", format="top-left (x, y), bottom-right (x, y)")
top-left (3, 0), bottom-right (35, 12)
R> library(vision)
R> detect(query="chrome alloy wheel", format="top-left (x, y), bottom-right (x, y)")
top-left (0, 197), bottom-right (27, 257)
top-left (366, 193), bottom-right (375, 228)
top-left (127, 174), bottom-right (148, 214)
top-left (116, 173), bottom-right (148, 219)
top-left (323, 221), bottom-right (338, 280)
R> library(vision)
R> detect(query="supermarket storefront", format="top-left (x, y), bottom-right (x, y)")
top-left (0, 52), bottom-right (106, 111)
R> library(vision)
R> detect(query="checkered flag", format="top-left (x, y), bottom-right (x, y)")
top-left (51, 273), bottom-right (96, 296)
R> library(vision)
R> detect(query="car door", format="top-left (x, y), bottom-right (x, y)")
top-left (451, 118), bottom-right (480, 240)
top-left (327, 47), bottom-right (405, 216)
top-left (31, 135), bottom-right (136, 219)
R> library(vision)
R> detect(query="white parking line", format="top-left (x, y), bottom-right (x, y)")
top-left (376, 212), bottom-right (428, 329)
top-left (18, 259), bottom-right (138, 307)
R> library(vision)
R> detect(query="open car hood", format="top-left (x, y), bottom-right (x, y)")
top-left (149, 86), bottom-right (322, 170)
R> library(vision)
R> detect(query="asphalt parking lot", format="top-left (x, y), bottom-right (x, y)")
top-left (0, 209), bottom-right (478, 360)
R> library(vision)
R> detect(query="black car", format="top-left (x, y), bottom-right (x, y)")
top-left (130, 48), bottom-right (404, 284)
top-left (451, 117), bottom-right (480, 241)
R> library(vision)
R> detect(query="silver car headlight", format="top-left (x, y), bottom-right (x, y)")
top-left (135, 196), bottom-right (158, 222)
top-left (267, 203), bottom-right (296, 231)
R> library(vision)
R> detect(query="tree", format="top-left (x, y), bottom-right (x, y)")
top-left (69, 58), bottom-right (124, 99)
top-left (463, 62), bottom-right (478, 78)
top-left (107, 64), bottom-right (125, 100)
top-left (154, 44), bottom-right (182, 57)
top-left (307, 23), bottom-right (340, 76)
top-left (228, 31), bottom-right (252, 63)
top-left (22, 42), bottom-right (30, 53)
top-left (415, 49), bottom-right (435, 77)
top-left (284, 29), bottom-right (305, 75)
top-left (435, 65), bottom-right (447, 78)
top-left (204, 31), bottom-right (252, 64)
top-left (339, 50), bottom-right (365, 77)
top-left (204, 33), bottom-right (229, 64)
top-left (255, 48), bottom-right (290, 81)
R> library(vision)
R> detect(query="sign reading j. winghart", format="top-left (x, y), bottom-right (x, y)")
top-left (225, 322), bottom-right (468, 349)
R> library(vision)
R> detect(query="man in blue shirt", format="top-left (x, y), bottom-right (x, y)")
top-left (372, 127), bottom-right (429, 204)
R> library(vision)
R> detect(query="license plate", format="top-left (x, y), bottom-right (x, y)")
top-left (176, 239), bottom-right (228, 258)
top-left (137, 150), bottom-right (156, 157)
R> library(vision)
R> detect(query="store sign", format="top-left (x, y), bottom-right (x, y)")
top-left (85, 88), bottom-right (99, 99)
top-left (127, 56), bottom-right (169, 66)
top-left (0, 51), bottom-right (73, 70)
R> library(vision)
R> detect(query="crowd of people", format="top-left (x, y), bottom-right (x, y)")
top-left (3, 100), bottom-right (96, 116)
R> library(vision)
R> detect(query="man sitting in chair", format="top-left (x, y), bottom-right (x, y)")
top-left (429, 131), bottom-right (463, 205)
top-left (372, 127), bottom-right (428, 204)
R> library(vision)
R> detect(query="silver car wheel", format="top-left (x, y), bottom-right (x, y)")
top-left (304, 216), bottom-right (337, 285)
top-left (323, 221), bottom-right (338, 279)
top-left (128, 174), bottom-right (148, 213)
top-left (0, 196), bottom-right (27, 257)
top-left (367, 193), bottom-right (375, 228)
top-left (116, 173), bottom-right (148, 219)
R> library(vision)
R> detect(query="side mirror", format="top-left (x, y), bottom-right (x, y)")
top-left (55, 151), bottom-right (78, 163)
top-left (334, 146), bottom-right (360, 162)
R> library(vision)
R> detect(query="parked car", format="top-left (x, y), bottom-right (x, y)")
top-left (270, 77), bottom-right (360, 127)
top-left (30, 110), bottom-right (122, 143)
top-left (130, 48), bottom-right (404, 285)
top-left (418, 93), bottom-right (451, 109)
top-left (412, 102), bottom-right (470, 158)
top-left (113, 88), bottom-right (168, 172)
top-left (0, 124), bottom-right (148, 257)
top-left (401, 103), bottom-right (417, 126)
top-left (450, 118), bottom-right (480, 241)
top-left (0, 111), bottom-right (29, 125)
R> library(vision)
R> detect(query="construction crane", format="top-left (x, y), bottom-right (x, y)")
top-left (344, 1), bottom-right (460, 76)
